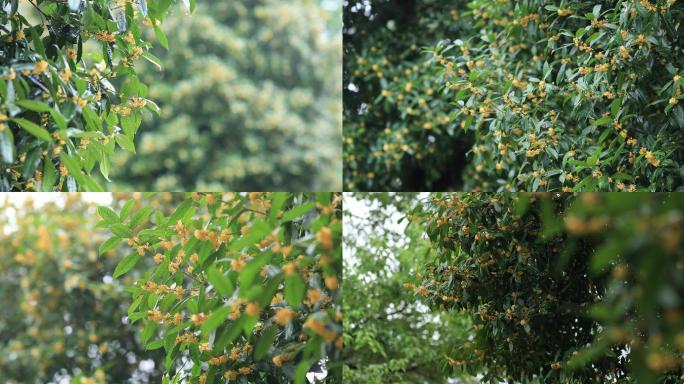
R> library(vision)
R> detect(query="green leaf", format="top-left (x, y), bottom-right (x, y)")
top-left (99, 236), bottom-right (122, 254)
top-left (0, 131), bottom-right (14, 164)
top-left (168, 199), bottom-right (193, 225)
top-left (285, 274), bottom-right (305, 307)
top-left (61, 154), bottom-right (105, 191)
top-left (130, 207), bottom-right (154, 228)
top-left (98, 206), bottom-right (120, 222)
top-left (50, 109), bottom-right (67, 131)
top-left (610, 98), bottom-right (621, 117)
top-left (238, 253), bottom-right (271, 288)
top-left (110, 223), bottom-right (133, 238)
top-left (82, 107), bottom-right (102, 131)
top-left (120, 200), bottom-right (136, 220)
top-left (147, 339), bottom-right (164, 350)
top-left (113, 252), bottom-right (141, 278)
top-left (154, 25), bottom-right (169, 49)
top-left (201, 306), bottom-right (231, 334)
top-left (591, 117), bottom-right (612, 127)
top-left (229, 219), bottom-right (272, 250)
top-left (282, 202), bottom-right (316, 222)
top-left (591, 240), bottom-right (623, 273)
top-left (269, 192), bottom-right (289, 221)
top-left (206, 266), bottom-right (234, 298)
top-left (141, 321), bottom-right (156, 345)
top-left (12, 118), bottom-right (52, 141)
top-left (16, 99), bottom-right (51, 112)
top-left (214, 317), bottom-right (245, 352)
top-left (99, 156), bottom-right (110, 181)
top-left (115, 134), bottom-right (136, 153)
top-left (42, 159), bottom-right (57, 191)
top-left (295, 360), bottom-right (311, 384)
top-left (254, 325), bottom-right (277, 359)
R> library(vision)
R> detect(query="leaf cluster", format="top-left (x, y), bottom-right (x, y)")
top-left (102, 192), bottom-right (343, 384)
top-left (0, 0), bottom-right (188, 191)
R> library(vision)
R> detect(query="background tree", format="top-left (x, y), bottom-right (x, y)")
top-left (343, 193), bottom-right (478, 383)
top-left (0, 193), bottom-right (173, 383)
top-left (102, 192), bottom-right (343, 383)
top-left (0, 0), bottom-right (189, 191)
top-left (110, 0), bottom-right (343, 191)
top-left (410, 193), bottom-right (684, 383)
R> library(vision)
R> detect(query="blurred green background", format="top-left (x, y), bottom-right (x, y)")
top-left (0, 193), bottom-right (180, 384)
top-left (109, 0), bottom-right (342, 191)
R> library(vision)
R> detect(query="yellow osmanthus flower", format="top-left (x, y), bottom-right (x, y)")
top-left (130, 97), bottom-right (147, 108)
top-left (619, 46), bottom-right (630, 59)
top-left (72, 96), bottom-right (88, 108)
top-left (316, 227), bottom-right (333, 250)
top-left (33, 61), bottom-right (49, 75)
top-left (231, 257), bottom-right (246, 272)
top-left (594, 63), bottom-right (610, 72)
top-left (274, 307), bottom-right (297, 326)
top-left (245, 302), bottom-right (260, 317)
top-left (282, 262), bottom-right (297, 276)
top-left (191, 313), bottom-right (207, 326)
top-left (645, 151), bottom-right (660, 167)
top-left (325, 275), bottom-right (339, 290)
top-left (95, 31), bottom-right (116, 43)
top-left (272, 353), bottom-right (291, 367)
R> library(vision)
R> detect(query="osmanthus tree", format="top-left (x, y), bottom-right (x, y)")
top-left (408, 193), bottom-right (684, 383)
top-left (100, 192), bottom-right (343, 383)
top-left (343, 193), bottom-right (478, 383)
top-left (345, 0), bottom-right (684, 192)
top-left (0, 0), bottom-right (191, 192)
top-left (0, 194), bottom-right (167, 383)
top-left (110, 0), bottom-right (343, 192)
top-left (344, 0), bottom-right (470, 191)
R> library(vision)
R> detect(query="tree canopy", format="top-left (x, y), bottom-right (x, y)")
top-left (344, 0), bottom-right (684, 191)
top-left (110, 0), bottom-right (343, 191)
top-left (343, 193), bottom-right (478, 383)
top-left (408, 193), bottom-right (684, 383)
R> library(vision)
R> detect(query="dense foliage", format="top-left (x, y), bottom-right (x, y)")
top-left (0, 0), bottom-right (189, 191)
top-left (344, 1), bottom-right (467, 191)
top-left (111, 0), bottom-right (343, 191)
top-left (344, 0), bottom-right (684, 191)
top-left (409, 193), bottom-right (684, 383)
top-left (102, 192), bottom-right (343, 383)
top-left (0, 194), bottom-right (165, 383)
top-left (343, 193), bottom-right (478, 383)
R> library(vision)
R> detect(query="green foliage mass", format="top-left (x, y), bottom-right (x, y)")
top-left (343, 193), bottom-right (478, 383)
top-left (344, 0), bottom-right (684, 191)
top-left (0, 194), bottom-right (167, 383)
top-left (111, 0), bottom-right (343, 191)
top-left (103, 192), bottom-right (343, 384)
top-left (0, 0), bottom-right (188, 192)
top-left (344, 1), bottom-right (467, 191)
top-left (410, 192), bottom-right (684, 383)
